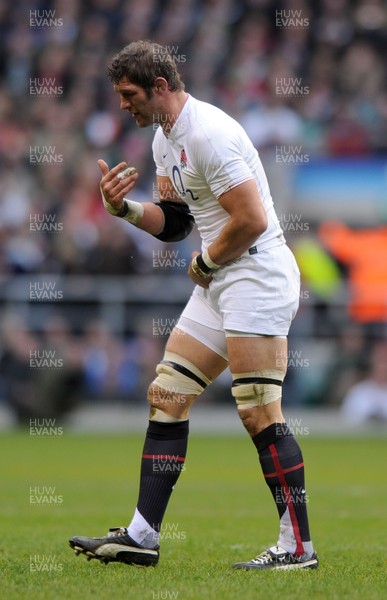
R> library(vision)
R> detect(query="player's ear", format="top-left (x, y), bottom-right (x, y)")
top-left (153, 77), bottom-right (169, 94)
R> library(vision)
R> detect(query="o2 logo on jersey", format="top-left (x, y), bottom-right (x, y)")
top-left (172, 165), bottom-right (199, 201)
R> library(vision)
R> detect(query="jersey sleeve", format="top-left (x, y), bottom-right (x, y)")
top-left (152, 128), bottom-right (168, 177)
top-left (194, 125), bottom-right (254, 199)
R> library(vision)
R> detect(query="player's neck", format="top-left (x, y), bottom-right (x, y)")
top-left (161, 91), bottom-right (189, 136)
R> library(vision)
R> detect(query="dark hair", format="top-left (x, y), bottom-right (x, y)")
top-left (107, 40), bottom-right (185, 95)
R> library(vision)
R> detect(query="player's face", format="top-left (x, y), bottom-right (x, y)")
top-left (114, 79), bottom-right (160, 128)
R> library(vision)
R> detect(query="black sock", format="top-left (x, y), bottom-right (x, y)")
top-left (136, 420), bottom-right (188, 534)
top-left (252, 423), bottom-right (313, 556)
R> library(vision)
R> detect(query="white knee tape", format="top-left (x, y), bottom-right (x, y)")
top-left (231, 370), bottom-right (285, 409)
top-left (149, 408), bottom-right (186, 423)
top-left (153, 351), bottom-right (211, 397)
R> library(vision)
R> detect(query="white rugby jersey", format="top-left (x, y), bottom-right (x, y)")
top-left (152, 95), bottom-right (283, 251)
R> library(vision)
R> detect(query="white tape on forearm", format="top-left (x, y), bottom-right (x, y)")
top-left (202, 248), bottom-right (220, 270)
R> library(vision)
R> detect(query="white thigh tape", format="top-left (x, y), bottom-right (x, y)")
top-left (153, 351), bottom-right (211, 397)
top-left (231, 369), bottom-right (285, 409)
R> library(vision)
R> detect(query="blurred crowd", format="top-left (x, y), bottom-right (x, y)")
top-left (1, 0), bottom-right (387, 421)
top-left (0, 313), bottom-right (164, 422)
top-left (1, 0), bottom-right (386, 275)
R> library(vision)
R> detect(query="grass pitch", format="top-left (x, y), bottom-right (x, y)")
top-left (0, 429), bottom-right (386, 600)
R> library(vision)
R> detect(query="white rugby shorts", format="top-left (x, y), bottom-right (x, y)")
top-left (176, 243), bottom-right (300, 359)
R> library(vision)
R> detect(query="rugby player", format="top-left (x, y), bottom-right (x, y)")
top-left (69, 40), bottom-right (318, 571)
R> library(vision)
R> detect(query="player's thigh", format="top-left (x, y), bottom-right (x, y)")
top-left (165, 327), bottom-right (227, 382)
top-left (226, 335), bottom-right (288, 374)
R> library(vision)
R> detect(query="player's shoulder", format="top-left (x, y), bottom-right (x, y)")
top-left (188, 96), bottom-right (239, 132)
top-left (186, 96), bottom-right (245, 150)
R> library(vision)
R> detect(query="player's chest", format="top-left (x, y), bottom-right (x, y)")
top-left (162, 144), bottom-right (205, 203)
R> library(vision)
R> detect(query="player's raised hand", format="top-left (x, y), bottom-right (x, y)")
top-left (98, 160), bottom-right (139, 215)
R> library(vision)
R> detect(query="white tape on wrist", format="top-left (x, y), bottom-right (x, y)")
top-left (120, 199), bottom-right (144, 225)
top-left (202, 248), bottom-right (220, 270)
top-left (100, 186), bottom-right (144, 225)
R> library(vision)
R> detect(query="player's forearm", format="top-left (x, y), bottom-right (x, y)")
top-left (131, 202), bottom-right (165, 235)
top-left (206, 216), bottom-right (267, 266)
top-left (204, 179), bottom-right (268, 267)
top-left (107, 198), bottom-right (165, 236)
top-left (106, 194), bottom-right (194, 243)
top-left (189, 218), bottom-right (265, 287)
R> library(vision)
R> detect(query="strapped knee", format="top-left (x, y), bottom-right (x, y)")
top-left (149, 351), bottom-right (211, 422)
top-left (231, 370), bottom-right (285, 410)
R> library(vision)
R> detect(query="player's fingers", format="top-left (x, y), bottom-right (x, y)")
top-left (118, 172), bottom-right (139, 194)
top-left (110, 162), bottom-right (128, 178)
top-left (191, 251), bottom-right (200, 259)
top-left (99, 161), bottom-right (128, 183)
top-left (97, 159), bottom-right (110, 176)
top-left (108, 172), bottom-right (139, 200)
top-left (188, 261), bottom-right (212, 289)
top-left (99, 162), bottom-right (130, 205)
